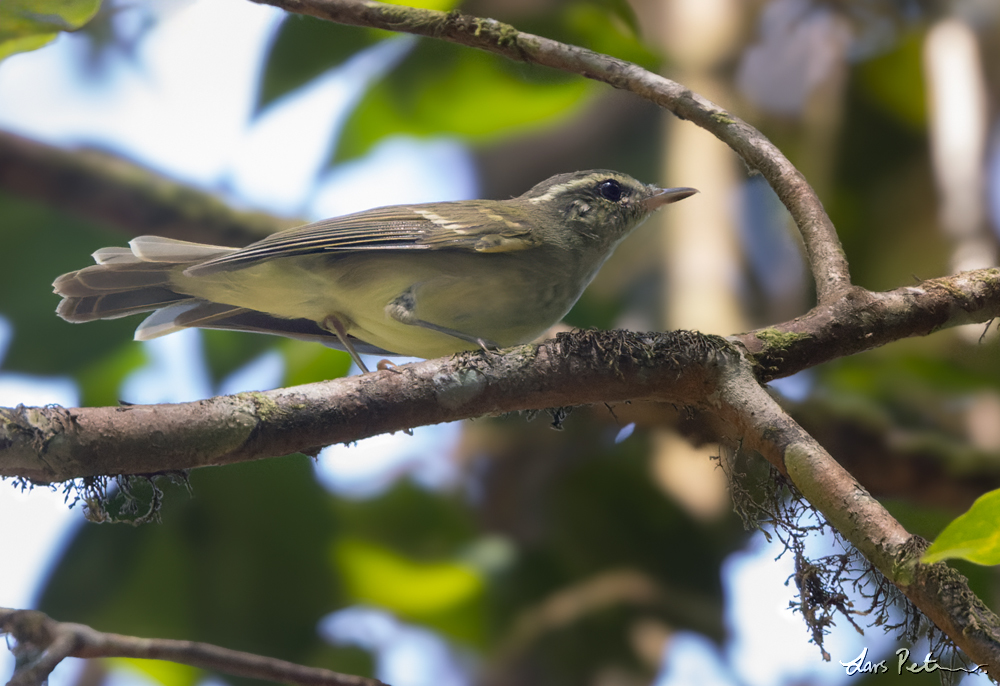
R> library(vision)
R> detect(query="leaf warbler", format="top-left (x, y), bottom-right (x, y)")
top-left (54, 170), bottom-right (696, 372)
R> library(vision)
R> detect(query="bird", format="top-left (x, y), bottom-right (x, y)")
top-left (54, 170), bottom-right (696, 373)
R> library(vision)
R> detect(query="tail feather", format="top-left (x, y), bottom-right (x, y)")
top-left (92, 247), bottom-right (140, 265)
top-left (53, 235), bottom-right (234, 324)
top-left (54, 263), bottom-right (174, 297)
top-left (52, 236), bottom-right (383, 353)
top-left (129, 236), bottom-right (239, 263)
top-left (57, 287), bottom-right (191, 322)
top-left (135, 301), bottom-right (245, 340)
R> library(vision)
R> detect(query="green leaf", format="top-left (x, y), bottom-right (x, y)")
top-left (281, 338), bottom-right (352, 387)
top-left (201, 329), bottom-right (278, 387)
top-left (107, 658), bottom-right (201, 686)
top-left (333, 536), bottom-right (485, 642)
top-left (76, 343), bottom-right (148, 407)
top-left (595, 0), bottom-right (642, 38)
top-left (257, 0), bottom-right (462, 111)
top-left (336, 537), bottom-right (483, 613)
top-left (335, 40), bottom-right (595, 162)
top-left (561, 2), bottom-right (658, 68)
top-left (0, 0), bottom-right (101, 62)
top-left (923, 489), bottom-right (1000, 565)
top-left (0, 33), bottom-right (56, 61)
top-left (857, 30), bottom-right (926, 131)
top-left (0, 192), bottom-right (139, 378)
top-left (39, 457), bottom-right (349, 680)
top-left (333, 481), bottom-right (478, 557)
top-left (257, 16), bottom-right (383, 111)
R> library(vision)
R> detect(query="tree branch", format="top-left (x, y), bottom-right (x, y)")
top-left (251, 0), bottom-right (851, 303)
top-left (0, 608), bottom-right (384, 686)
top-left (735, 269), bottom-right (1000, 381)
top-left (713, 360), bottom-right (1000, 677)
top-left (4, 269), bottom-right (999, 484)
top-left (0, 330), bottom-right (727, 482)
top-left (0, 129), bottom-right (292, 246)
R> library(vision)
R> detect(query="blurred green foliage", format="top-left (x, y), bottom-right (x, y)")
top-left (334, 41), bottom-right (594, 163)
top-left (857, 30), bottom-right (926, 131)
top-left (0, 0), bottom-right (101, 62)
top-left (257, 2), bottom-right (657, 164)
top-left (0, 192), bottom-right (140, 376)
top-left (38, 457), bottom-right (363, 683)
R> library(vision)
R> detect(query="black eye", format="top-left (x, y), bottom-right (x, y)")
top-left (598, 179), bottom-right (625, 202)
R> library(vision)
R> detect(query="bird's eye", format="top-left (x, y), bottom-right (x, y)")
top-left (598, 179), bottom-right (625, 202)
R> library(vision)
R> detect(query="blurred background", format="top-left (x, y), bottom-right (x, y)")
top-left (2, 0), bottom-right (1000, 684)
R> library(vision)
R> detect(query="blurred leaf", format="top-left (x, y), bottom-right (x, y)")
top-left (281, 338), bottom-right (352, 386)
top-left (0, 0), bottom-right (101, 61)
top-left (857, 30), bottom-right (926, 131)
top-left (257, 0), bottom-right (461, 111)
top-left (200, 329), bottom-right (279, 387)
top-left (76, 343), bottom-right (147, 407)
top-left (335, 537), bottom-right (483, 614)
top-left (329, 483), bottom-right (485, 644)
top-left (261, 2), bottom-right (653, 164)
top-left (334, 536), bottom-right (485, 643)
top-left (334, 480), bottom-right (477, 558)
top-left (0, 33), bottom-right (55, 60)
top-left (595, 0), bottom-right (641, 37)
top-left (809, 352), bottom-right (1000, 476)
top-left (550, 439), bottom-right (730, 595)
top-left (881, 498), bottom-right (969, 541)
top-left (335, 40), bottom-right (594, 162)
top-left (561, 2), bottom-right (658, 68)
top-left (108, 658), bottom-right (201, 686)
top-left (923, 489), bottom-right (1000, 565)
top-left (478, 423), bottom-right (735, 684)
top-left (38, 457), bottom-right (352, 682)
top-left (256, 16), bottom-right (382, 111)
top-left (821, 352), bottom-right (995, 398)
top-left (0, 192), bottom-right (139, 377)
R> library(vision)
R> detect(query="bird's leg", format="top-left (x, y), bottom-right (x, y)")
top-left (321, 314), bottom-right (370, 373)
top-left (386, 289), bottom-right (501, 350)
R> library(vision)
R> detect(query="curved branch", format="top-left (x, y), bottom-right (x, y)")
top-left (0, 608), bottom-right (383, 686)
top-left (0, 130), bottom-right (292, 246)
top-left (713, 360), bottom-right (1000, 678)
top-left (251, 0), bottom-right (851, 302)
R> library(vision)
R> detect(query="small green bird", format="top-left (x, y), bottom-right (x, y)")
top-left (54, 170), bottom-right (696, 372)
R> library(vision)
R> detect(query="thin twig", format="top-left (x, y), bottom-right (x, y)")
top-left (0, 609), bottom-right (384, 686)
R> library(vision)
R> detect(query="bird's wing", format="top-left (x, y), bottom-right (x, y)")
top-left (186, 202), bottom-right (538, 276)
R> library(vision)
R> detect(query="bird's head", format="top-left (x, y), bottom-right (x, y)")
top-left (519, 170), bottom-right (697, 250)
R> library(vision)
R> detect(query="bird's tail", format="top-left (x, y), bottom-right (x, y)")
top-left (53, 235), bottom-right (380, 351)
top-left (53, 236), bottom-right (239, 326)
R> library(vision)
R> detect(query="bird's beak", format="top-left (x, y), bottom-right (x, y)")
top-left (644, 187), bottom-right (698, 211)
